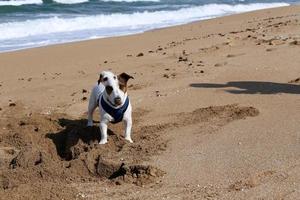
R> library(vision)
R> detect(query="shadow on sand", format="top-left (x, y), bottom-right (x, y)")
top-left (190, 81), bottom-right (300, 95)
top-left (46, 118), bottom-right (114, 160)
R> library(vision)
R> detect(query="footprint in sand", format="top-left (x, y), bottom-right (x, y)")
top-left (214, 62), bottom-right (228, 67)
top-left (228, 170), bottom-right (276, 192)
top-left (136, 52), bottom-right (144, 57)
top-left (226, 53), bottom-right (245, 58)
top-left (178, 56), bottom-right (188, 62)
top-left (194, 70), bottom-right (204, 74)
top-left (266, 48), bottom-right (276, 52)
top-left (163, 73), bottom-right (176, 79)
top-left (156, 47), bottom-right (163, 52)
top-left (290, 40), bottom-right (300, 45)
top-left (82, 89), bottom-right (87, 94)
top-left (128, 84), bottom-right (147, 90)
top-left (9, 102), bottom-right (16, 107)
top-left (78, 70), bottom-right (86, 75)
top-left (269, 39), bottom-right (285, 46)
top-left (288, 77), bottom-right (300, 84)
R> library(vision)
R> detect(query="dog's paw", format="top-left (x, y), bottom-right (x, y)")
top-left (125, 137), bottom-right (133, 143)
top-left (99, 140), bottom-right (108, 145)
top-left (87, 121), bottom-right (93, 127)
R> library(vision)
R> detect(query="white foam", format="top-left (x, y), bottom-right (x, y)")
top-left (52, 0), bottom-right (89, 4)
top-left (0, 0), bottom-right (42, 6)
top-left (0, 3), bottom-right (290, 52)
top-left (100, 0), bottom-right (160, 2)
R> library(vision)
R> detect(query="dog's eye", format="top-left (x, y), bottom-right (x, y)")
top-left (103, 77), bottom-right (108, 82)
top-left (105, 86), bottom-right (113, 94)
top-left (113, 76), bottom-right (116, 80)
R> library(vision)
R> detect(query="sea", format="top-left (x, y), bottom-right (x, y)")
top-left (0, 0), bottom-right (299, 52)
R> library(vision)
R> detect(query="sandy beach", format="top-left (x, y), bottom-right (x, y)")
top-left (0, 5), bottom-right (299, 199)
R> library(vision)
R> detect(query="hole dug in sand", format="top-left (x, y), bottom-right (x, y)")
top-left (100, 160), bottom-right (165, 186)
top-left (0, 105), bottom-right (167, 199)
top-left (44, 114), bottom-right (166, 186)
top-left (0, 103), bottom-right (259, 199)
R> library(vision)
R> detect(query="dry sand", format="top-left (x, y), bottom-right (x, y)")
top-left (0, 5), bottom-right (299, 200)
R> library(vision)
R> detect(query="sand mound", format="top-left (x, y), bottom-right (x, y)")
top-left (0, 104), bottom-right (167, 199)
top-left (172, 104), bottom-right (259, 129)
top-left (0, 103), bottom-right (258, 199)
top-left (10, 146), bottom-right (44, 168)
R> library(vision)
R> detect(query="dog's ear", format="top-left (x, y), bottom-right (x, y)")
top-left (97, 73), bottom-right (104, 85)
top-left (118, 73), bottom-right (134, 85)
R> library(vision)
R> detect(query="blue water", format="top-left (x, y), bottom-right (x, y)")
top-left (0, 0), bottom-right (298, 52)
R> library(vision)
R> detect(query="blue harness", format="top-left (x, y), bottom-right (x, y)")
top-left (100, 96), bottom-right (129, 124)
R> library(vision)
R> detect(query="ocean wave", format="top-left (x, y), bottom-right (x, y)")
top-left (0, 3), bottom-right (289, 40)
top-left (0, 2), bottom-right (289, 51)
top-left (0, 0), bottom-right (160, 6)
top-left (0, 0), bottom-right (42, 6)
top-left (52, 0), bottom-right (89, 4)
top-left (99, 0), bottom-right (160, 2)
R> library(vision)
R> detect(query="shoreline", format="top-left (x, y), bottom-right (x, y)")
top-left (0, 3), bottom-right (291, 54)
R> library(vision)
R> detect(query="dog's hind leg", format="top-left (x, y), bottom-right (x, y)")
top-left (124, 118), bottom-right (133, 143)
top-left (123, 103), bottom-right (133, 143)
top-left (87, 101), bottom-right (97, 127)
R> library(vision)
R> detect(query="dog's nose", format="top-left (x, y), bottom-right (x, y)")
top-left (114, 97), bottom-right (121, 105)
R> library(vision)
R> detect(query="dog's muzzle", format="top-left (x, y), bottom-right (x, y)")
top-left (114, 97), bottom-right (122, 106)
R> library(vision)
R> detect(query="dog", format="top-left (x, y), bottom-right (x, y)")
top-left (87, 71), bottom-right (134, 144)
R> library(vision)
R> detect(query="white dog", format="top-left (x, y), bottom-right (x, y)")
top-left (87, 71), bottom-right (134, 144)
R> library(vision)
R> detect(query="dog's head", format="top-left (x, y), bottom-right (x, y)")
top-left (98, 71), bottom-right (133, 107)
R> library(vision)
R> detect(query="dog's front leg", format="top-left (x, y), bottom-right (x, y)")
top-left (124, 118), bottom-right (133, 143)
top-left (87, 85), bottom-right (100, 127)
top-left (87, 99), bottom-right (97, 127)
top-left (99, 119), bottom-right (109, 144)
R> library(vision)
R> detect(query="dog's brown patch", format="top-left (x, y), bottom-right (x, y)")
top-left (118, 72), bottom-right (134, 93)
top-left (97, 73), bottom-right (103, 85)
top-left (119, 83), bottom-right (127, 93)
